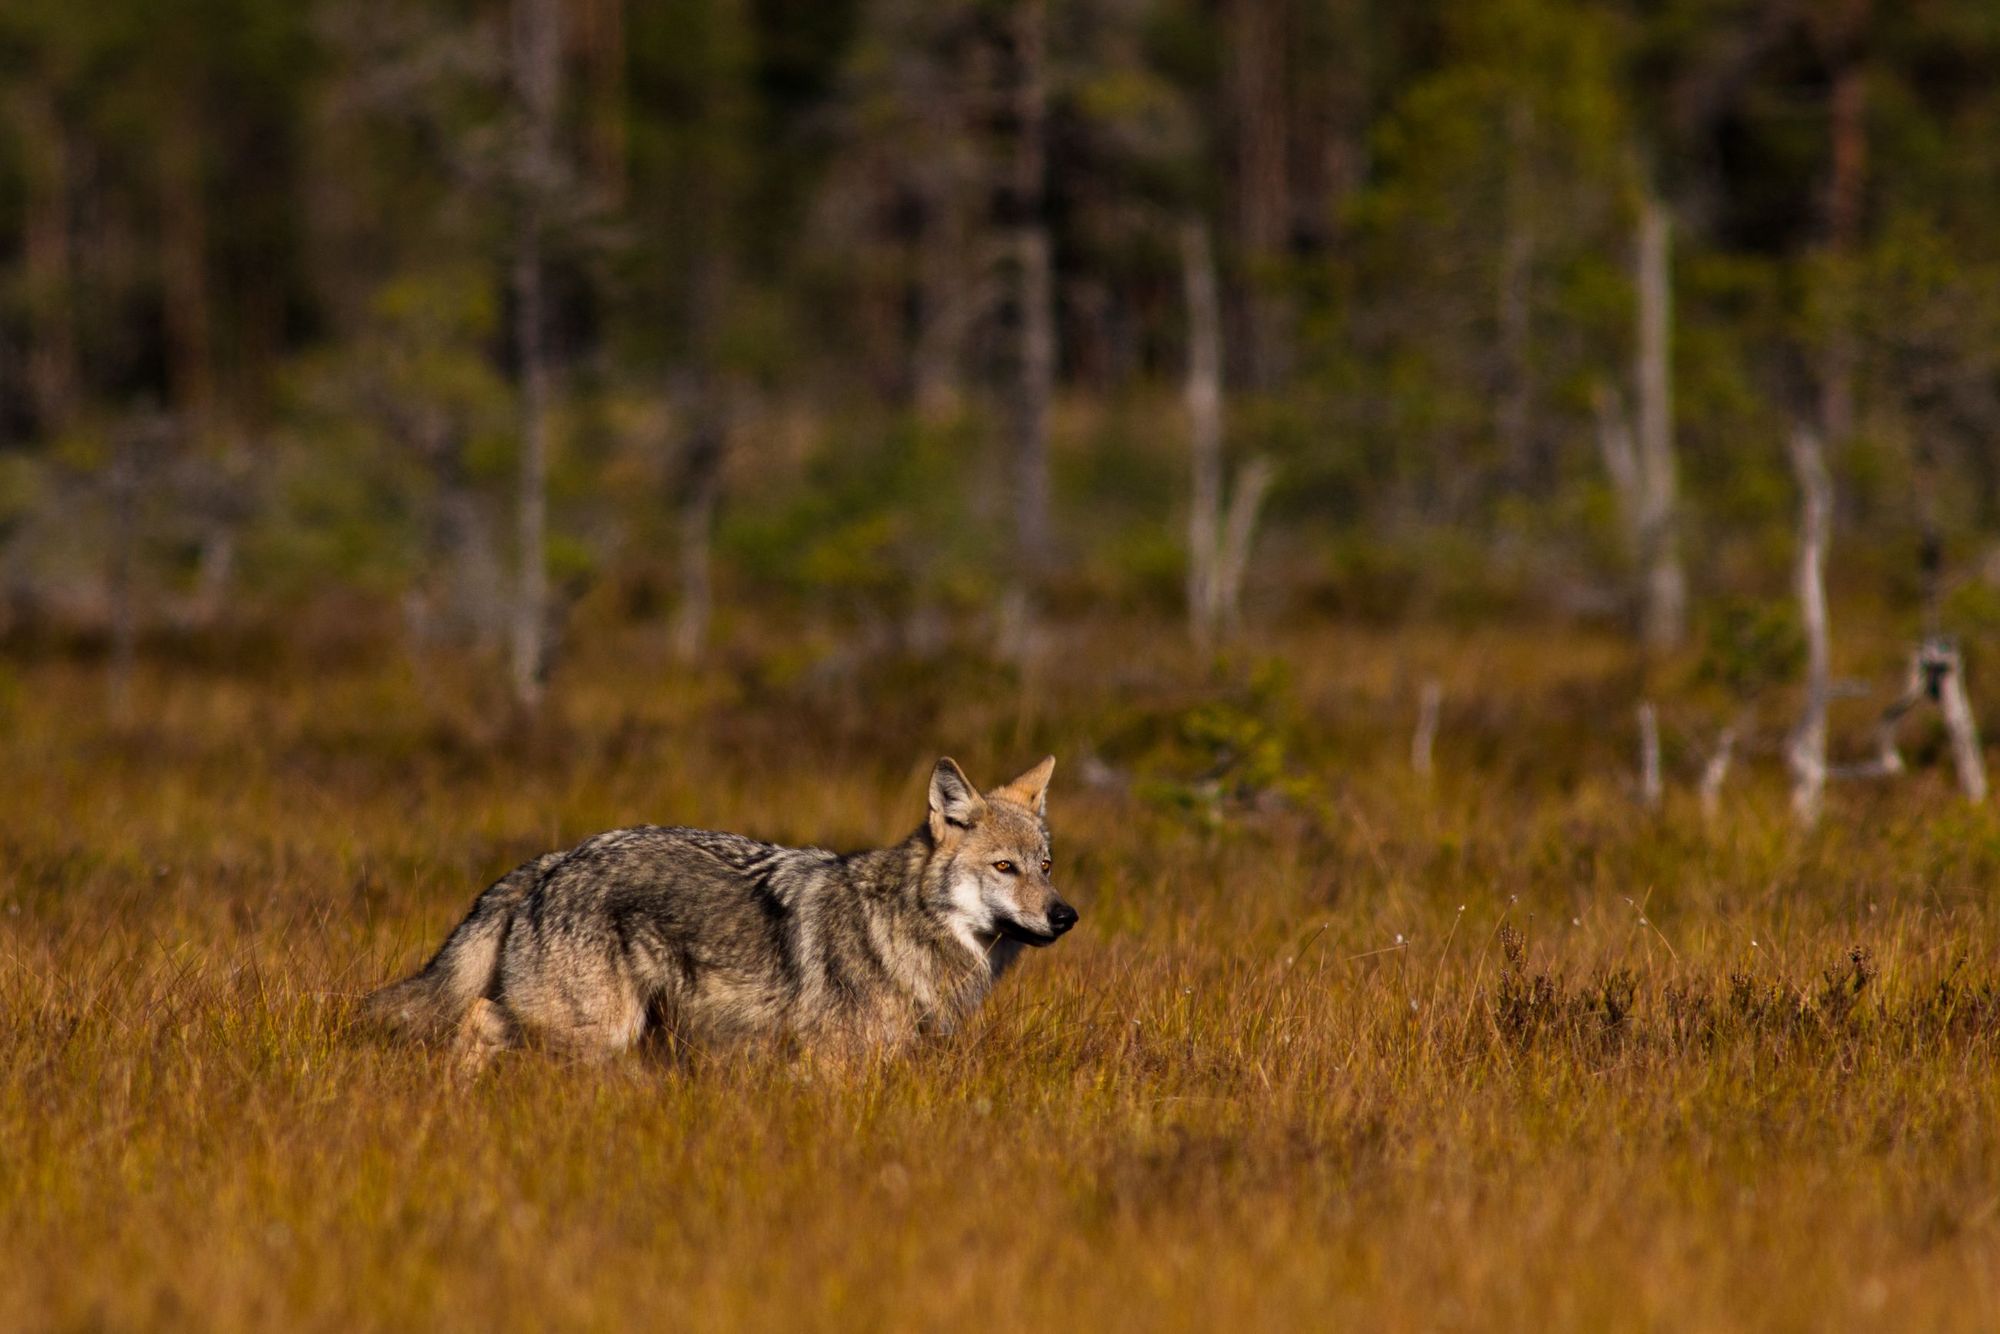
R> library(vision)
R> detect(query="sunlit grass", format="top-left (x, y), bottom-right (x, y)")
top-left (4, 618), bottom-right (1999, 1329)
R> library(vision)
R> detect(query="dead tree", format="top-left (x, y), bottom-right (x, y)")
top-left (1637, 701), bottom-right (1663, 810)
top-left (106, 435), bottom-right (141, 721)
top-left (1411, 679), bottom-right (1442, 781)
top-left (1780, 432), bottom-right (1985, 817)
top-left (1846, 640), bottom-right (1989, 802)
top-left (1182, 218), bottom-right (1275, 650)
top-left (508, 0), bottom-right (561, 712)
top-left (1787, 426), bottom-right (1833, 826)
top-left (1698, 721), bottom-right (1740, 822)
top-left (669, 373), bottom-right (726, 664)
top-left (1594, 188), bottom-right (1686, 654)
top-left (1937, 645), bottom-right (1989, 802)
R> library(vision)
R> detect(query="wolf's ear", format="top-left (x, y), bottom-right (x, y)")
top-left (995, 755), bottom-right (1055, 816)
top-left (929, 757), bottom-right (988, 839)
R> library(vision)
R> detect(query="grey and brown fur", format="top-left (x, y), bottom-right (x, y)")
top-left (362, 757), bottom-right (1075, 1069)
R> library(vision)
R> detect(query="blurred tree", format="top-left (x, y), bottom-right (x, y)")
top-left (626, 0), bottom-right (754, 664)
top-left (994, 0), bottom-right (1055, 657)
top-left (507, 0), bottom-right (560, 711)
top-left (0, 0), bottom-right (1998, 670)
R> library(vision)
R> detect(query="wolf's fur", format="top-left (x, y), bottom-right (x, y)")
top-left (362, 757), bottom-right (1074, 1067)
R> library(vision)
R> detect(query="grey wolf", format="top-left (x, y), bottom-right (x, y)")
top-left (363, 756), bottom-right (1075, 1067)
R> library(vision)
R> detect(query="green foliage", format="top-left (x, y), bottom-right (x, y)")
top-left (718, 414), bottom-right (1001, 611)
top-left (1941, 578), bottom-right (2000, 645)
top-left (263, 268), bottom-right (515, 590)
top-left (8, 0), bottom-right (2000, 632)
top-left (1118, 660), bottom-right (1326, 827)
top-left (1695, 597), bottom-right (1805, 701)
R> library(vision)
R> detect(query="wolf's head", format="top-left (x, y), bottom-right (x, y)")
top-left (927, 755), bottom-right (1077, 953)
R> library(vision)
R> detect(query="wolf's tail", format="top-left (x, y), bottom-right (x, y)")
top-left (361, 852), bottom-right (563, 1040)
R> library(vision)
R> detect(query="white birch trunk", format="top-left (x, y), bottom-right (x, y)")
top-left (1787, 427), bottom-right (1833, 826)
top-left (1938, 654), bottom-right (1989, 804)
top-left (1595, 189), bottom-right (1686, 655)
top-left (1214, 456), bottom-right (1274, 637)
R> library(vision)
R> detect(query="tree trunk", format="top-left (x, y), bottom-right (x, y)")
top-left (1412, 679), bottom-right (1442, 782)
top-left (1183, 219), bottom-right (1223, 649)
top-left (578, 0), bottom-right (627, 203)
top-left (1496, 103), bottom-right (1535, 485)
top-left (1699, 721), bottom-right (1740, 822)
top-left (106, 436), bottom-right (140, 721)
top-left (1181, 218), bottom-right (1274, 647)
top-left (1594, 188), bottom-right (1687, 655)
top-left (670, 389), bottom-right (725, 664)
top-left (1934, 647), bottom-right (1989, 804)
top-left (1215, 456), bottom-right (1275, 637)
top-left (510, 221), bottom-right (551, 710)
top-left (998, 0), bottom-right (1053, 654)
top-left (1635, 191), bottom-right (1686, 654)
top-left (1012, 225), bottom-right (1054, 563)
top-left (509, 0), bottom-right (561, 713)
top-left (1788, 427), bottom-right (1833, 827)
top-left (1637, 701), bottom-right (1663, 810)
top-left (1866, 641), bottom-right (1989, 803)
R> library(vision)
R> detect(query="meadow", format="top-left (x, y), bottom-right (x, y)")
top-left (4, 612), bottom-right (1999, 1331)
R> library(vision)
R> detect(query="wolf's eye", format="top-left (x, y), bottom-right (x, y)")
top-left (992, 860), bottom-right (1016, 874)
top-left (1040, 859), bottom-right (1051, 874)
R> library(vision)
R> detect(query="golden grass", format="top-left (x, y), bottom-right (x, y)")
top-left (4, 618), bottom-right (2000, 1331)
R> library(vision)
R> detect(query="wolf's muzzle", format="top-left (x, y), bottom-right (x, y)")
top-left (1048, 901), bottom-right (1078, 935)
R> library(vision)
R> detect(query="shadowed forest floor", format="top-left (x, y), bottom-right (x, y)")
top-left (4, 616), bottom-right (1999, 1330)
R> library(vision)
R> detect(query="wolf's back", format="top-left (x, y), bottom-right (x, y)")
top-left (361, 851), bottom-right (564, 1040)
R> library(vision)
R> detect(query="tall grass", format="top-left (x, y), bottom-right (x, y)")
top-left (4, 617), bottom-right (1999, 1330)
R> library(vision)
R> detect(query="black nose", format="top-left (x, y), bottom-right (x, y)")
top-left (1048, 902), bottom-right (1078, 934)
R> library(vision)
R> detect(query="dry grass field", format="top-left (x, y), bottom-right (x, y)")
top-left (5, 615), bottom-right (2000, 1331)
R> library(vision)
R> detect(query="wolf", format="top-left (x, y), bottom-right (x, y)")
top-left (362, 756), bottom-right (1075, 1067)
